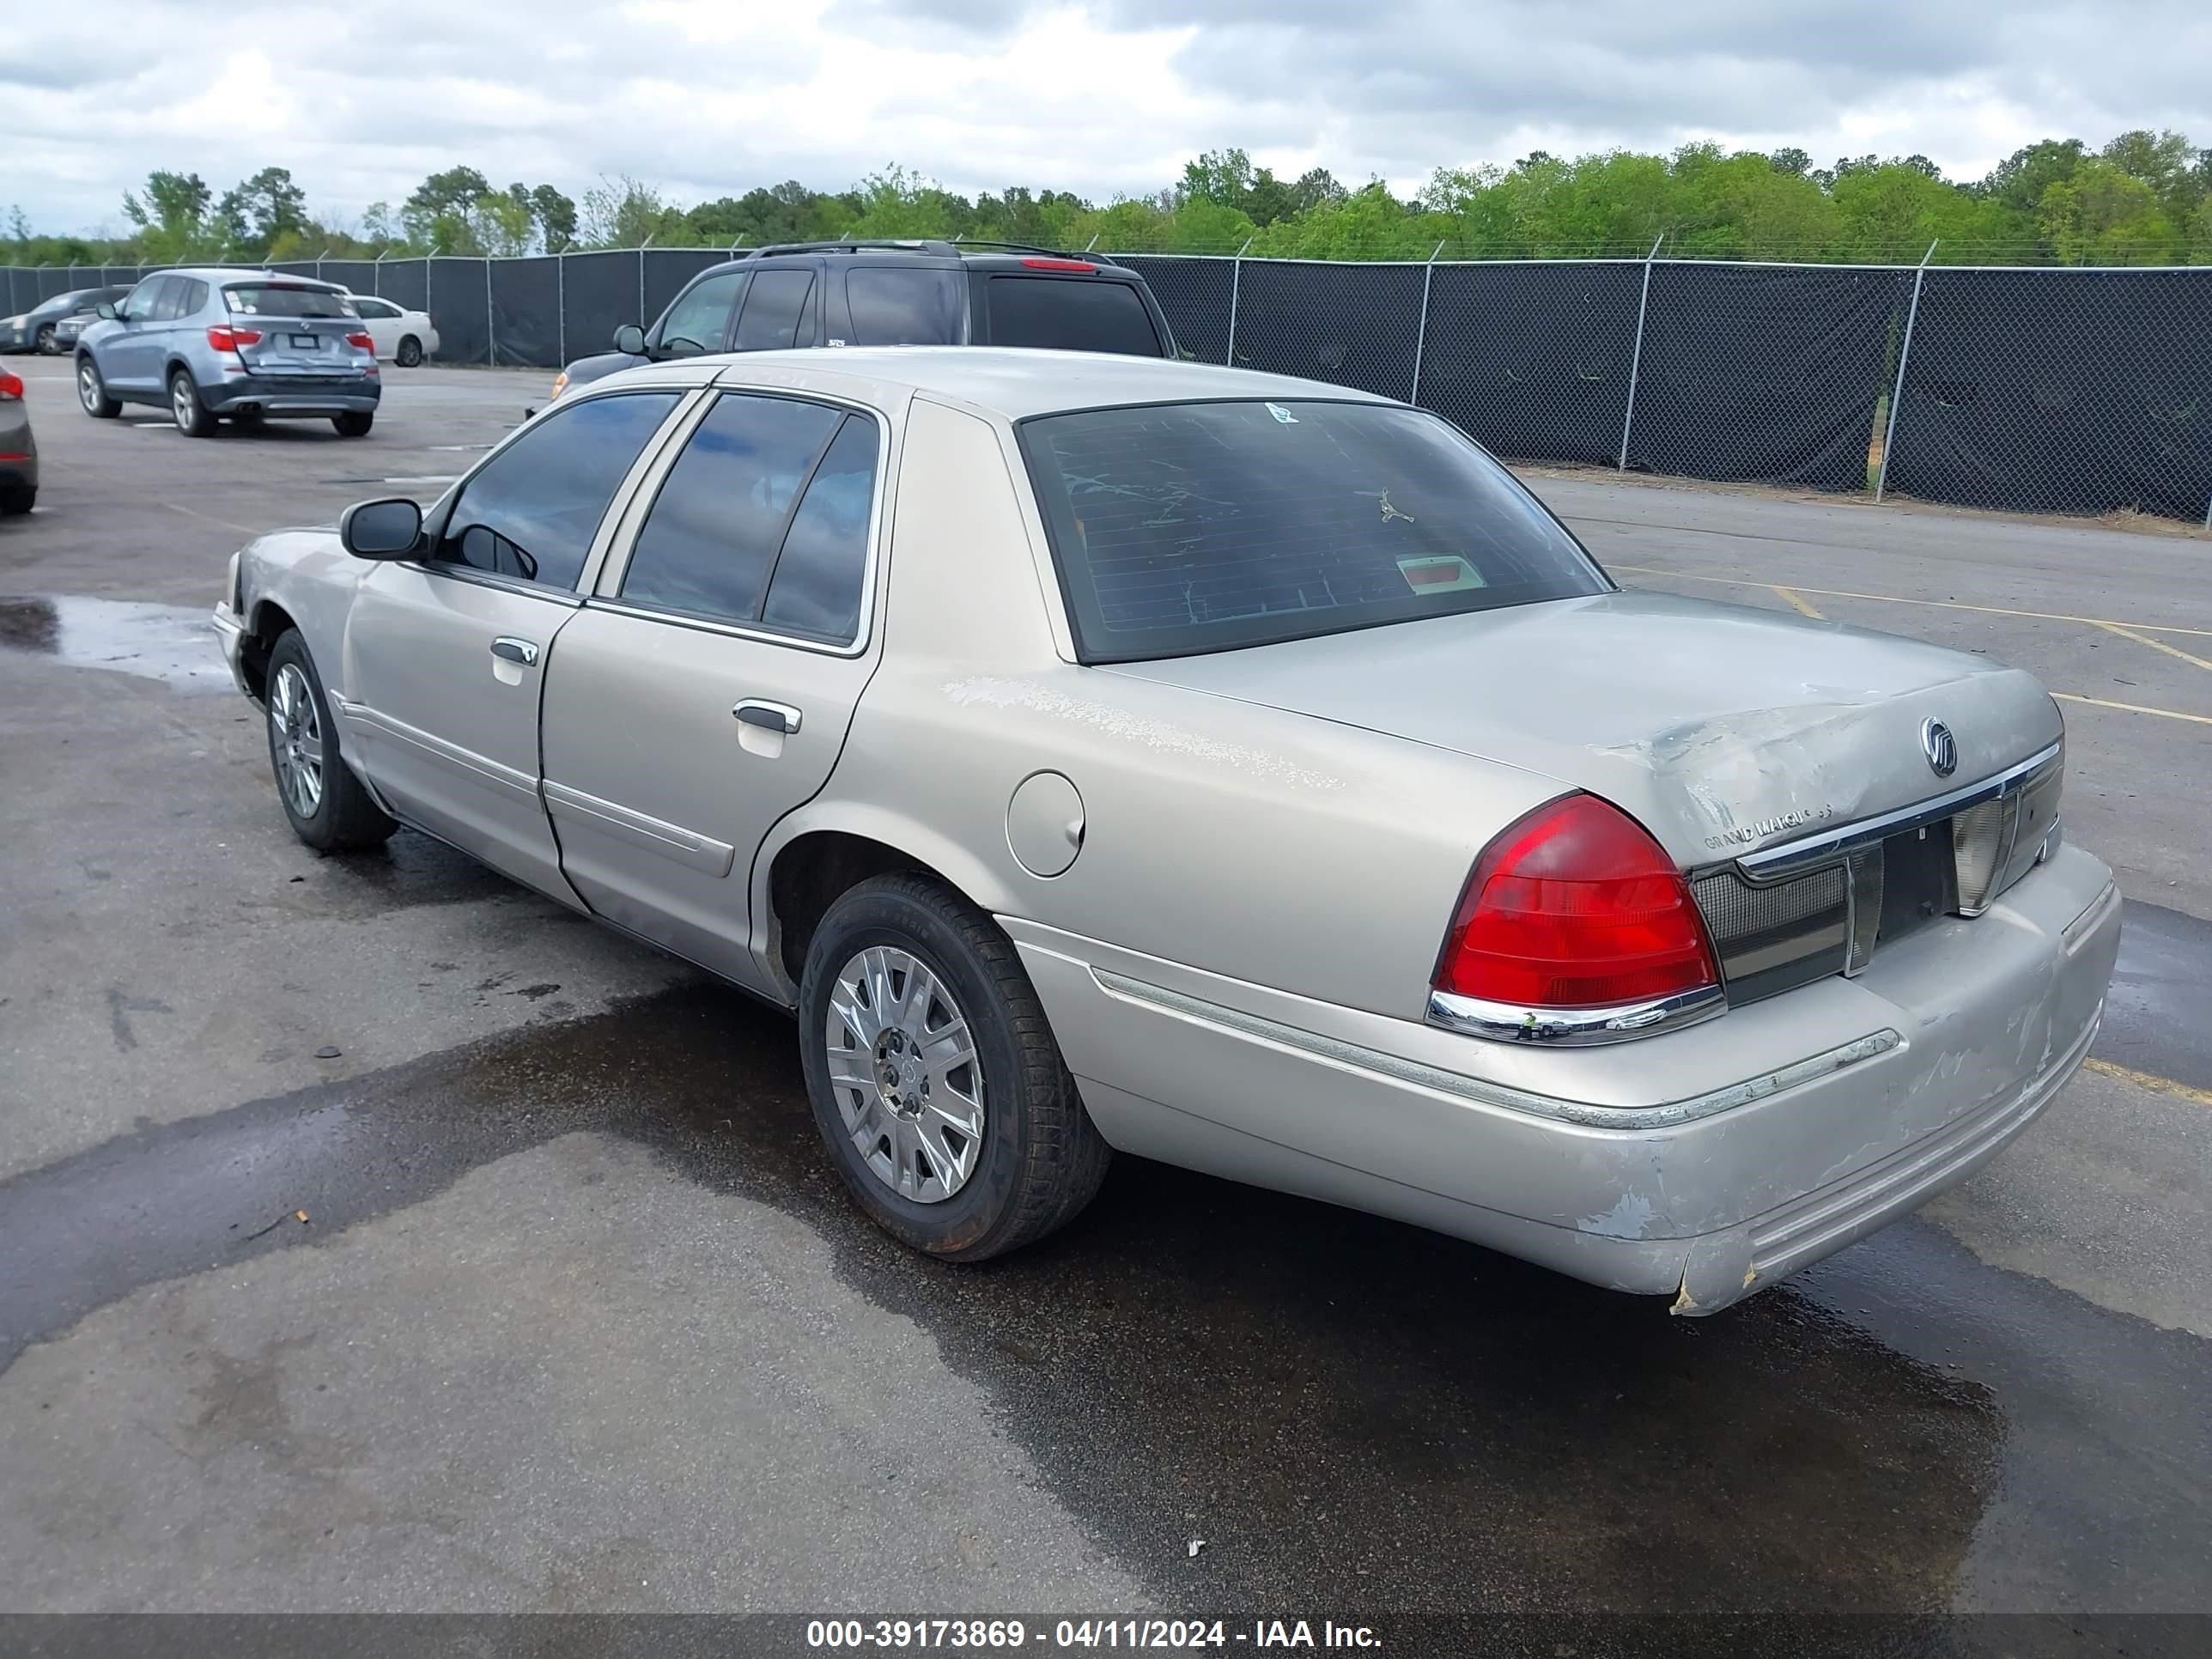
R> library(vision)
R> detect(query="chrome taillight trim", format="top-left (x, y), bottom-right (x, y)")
top-left (1425, 983), bottom-right (1726, 1047)
top-left (1734, 740), bottom-right (2063, 881)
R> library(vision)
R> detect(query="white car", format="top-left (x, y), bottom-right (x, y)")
top-left (343, 295), bottom-right (439, 366)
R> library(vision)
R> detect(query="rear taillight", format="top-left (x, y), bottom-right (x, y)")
top-left (345, 331), bottom-right (374, 351)
top-left (0, 370), bottom-right (21, 400)
top-left (207, 325), bottom-right (261, 353)
top-left (1020, 257), bottom-right (1097, 272)
top-left (1434, 794), bottom-right (1720, 1011)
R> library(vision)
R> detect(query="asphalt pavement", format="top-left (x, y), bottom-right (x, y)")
top-left (0, 365), bottom-right (2205, 1644)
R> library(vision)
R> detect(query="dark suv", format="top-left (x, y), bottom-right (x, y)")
top-left (548, 240), bottom-right (1176, 401)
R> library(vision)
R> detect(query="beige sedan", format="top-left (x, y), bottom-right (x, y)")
top-left (211, 349), bottom-right (2118, 1313)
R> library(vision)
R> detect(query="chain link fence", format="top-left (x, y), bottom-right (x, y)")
top-left (9, 251), bottom-right (2210, 527)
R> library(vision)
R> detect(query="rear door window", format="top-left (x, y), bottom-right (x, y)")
top-left (985, 276), bottom-right (1162, 356)
top-left (761, 415), bottom-right (879, 641)
top-left (147, 278), bottom-right (189, 322)
top-left (732, 270), bottom-right (815, 351)
top-left (654, 272), bottom-right (743, 355)
top-left (434, 392), bottom-right (683, 590)
top-left (617, 394), bottom-right (847, 625)
top-left (843, 268), bottom-right (963, 345)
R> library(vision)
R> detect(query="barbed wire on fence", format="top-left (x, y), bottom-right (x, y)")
top-left (7, 248), bottom-right (2209, 530)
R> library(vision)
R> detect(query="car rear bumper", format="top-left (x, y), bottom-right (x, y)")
top-left (1007, 841), bottom-right (2122, 1313)
top-left (0, 409), bottom-right (34, 488)
top-left (204, 374), bottom-right (380, 416)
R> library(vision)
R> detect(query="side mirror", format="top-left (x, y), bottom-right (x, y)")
top-left (95, 302), bottom-right (118, 320)
top-left (613, 324), bottom-right (647, 355)
top-left (340, 497), bottom-right (423, 560)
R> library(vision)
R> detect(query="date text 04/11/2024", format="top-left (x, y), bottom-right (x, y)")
top-left (804, 1620), bottom-right (1385, 1649)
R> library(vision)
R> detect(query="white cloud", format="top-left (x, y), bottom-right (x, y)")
top-left (3, 0), bottom-right (2207, 237)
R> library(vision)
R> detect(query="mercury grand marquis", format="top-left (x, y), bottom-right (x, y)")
top-left (211, 348), bottom-right (2121, 1313)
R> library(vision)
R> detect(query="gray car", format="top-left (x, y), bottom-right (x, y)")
top-left (1, 285), bottom-right (133, 355)
top-left (0, 362), bottom-right (34, 514)
top-left (210, 349), bottom-right (2119, 1314)
top-left (75, 269), bottom-right (380, 437)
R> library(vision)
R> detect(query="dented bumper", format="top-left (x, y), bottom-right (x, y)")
top-left (1008, 842), bottom-right (2121, 1313)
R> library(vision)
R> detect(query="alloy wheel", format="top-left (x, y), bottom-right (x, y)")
top-left (269, 663), bottom-right (325, 819)
top-left (824, 945), bottom-right (985, 1204)
top-left (172, 376), bottom-right (198, 432)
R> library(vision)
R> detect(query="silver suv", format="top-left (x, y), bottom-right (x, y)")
top-left (75, 269), bottom-right (380, 437)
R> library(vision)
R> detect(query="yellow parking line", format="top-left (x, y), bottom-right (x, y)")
top-left (2081, 1058), bottom-right (2212, 1108)
top-left (1771, 586), bottom-right (1825, 619)
top-left (2094, 619), bottom-right (2212, 674)
top-left (1612, 565), bottom-right (2212, 640)
top-left (2052, 693), bottom-right (2212, 726)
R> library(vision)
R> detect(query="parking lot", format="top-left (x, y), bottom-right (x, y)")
top-left (1, 366), bottom-right (2207, 1636)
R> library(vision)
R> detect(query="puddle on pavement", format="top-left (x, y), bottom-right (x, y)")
top-left (3, 982), bottom-right (2036, 1618)
top-left (0, 594), bottom-right (230, 693)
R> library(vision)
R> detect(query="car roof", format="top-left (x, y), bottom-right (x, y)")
top-left (147, 267), bottom-right (343, 287)
top-left (635, 347), bottom-right (1399, 422)
top-left (672, 243), bottom-right (1157, 283)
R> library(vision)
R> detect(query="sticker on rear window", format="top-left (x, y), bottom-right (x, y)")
top-left (1264, 402), bottom-right (1297, 424)
top-left (1397, 556), bottom-right (1486, 593)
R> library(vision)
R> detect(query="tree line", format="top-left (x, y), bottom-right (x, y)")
top-left (9, 131), bottom-right (2212, 269)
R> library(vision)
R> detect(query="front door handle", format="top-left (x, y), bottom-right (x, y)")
top-left (733, 700), bottom-right (802, 735)
top-left (490, 636), bottom-right (540, 667)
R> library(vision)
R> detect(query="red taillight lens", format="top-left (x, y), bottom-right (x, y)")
top-left (0, 370), bottom-right (21, 400)
top-left (1020, 256), bottom-right (1097, 272)
top-left (207, 325), bottom-right (261, 352)
top-left (1434, 794), bottom-right (1719, 1009)
top-left (345, 331), bottom-right (374, 351)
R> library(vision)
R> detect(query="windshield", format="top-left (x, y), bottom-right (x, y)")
top-left (223, 283), bottom-right (357, 319)
top-left (1018, 399), bottom-right (1612, 663)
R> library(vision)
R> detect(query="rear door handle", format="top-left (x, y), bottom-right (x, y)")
top-left (490, 636), bottom-right (540, 666)
top-left (733, 700), bottom-right (802, 735)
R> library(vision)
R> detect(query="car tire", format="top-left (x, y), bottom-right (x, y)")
top-left (77, 357), bottom-right (120, 418)
top-left (264, 630), bottom-right (398, 853)
top-left (34, 324), bottom-right (56, 355)
top-left (798, 872), bottom-right (1111, 1261)
top-left (332, 411), bottom-right (374, 437)
top-left (169, 368), bottom-right (216, 438)
top-left (0, 485), bottom-right (33, 516)
top-left (395, 336), bottom-right (423, 368)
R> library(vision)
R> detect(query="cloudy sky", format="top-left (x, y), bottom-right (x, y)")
top-left (7, 0), bottom-right (2210, 235)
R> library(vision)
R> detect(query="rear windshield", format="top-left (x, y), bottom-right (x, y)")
top-left (986, 275), bottom-right (1161, 356)
top-left (1018, 399), bottom-right (1610, 663)
top-left (843, 268), bottom-right (963, 345)
top-left (223, 283), bottom-right (357, 319)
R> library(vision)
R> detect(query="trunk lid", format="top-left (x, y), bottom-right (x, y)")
top-left (1104, 590), bottom-right (2063, 867)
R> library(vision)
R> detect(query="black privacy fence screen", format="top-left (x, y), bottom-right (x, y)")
top-left (9, 251), bottom-right (2210, 526)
